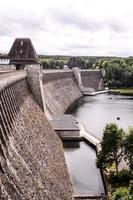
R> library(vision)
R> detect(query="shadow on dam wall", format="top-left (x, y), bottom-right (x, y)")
top-left (0, 68), bottom-right (74, 200)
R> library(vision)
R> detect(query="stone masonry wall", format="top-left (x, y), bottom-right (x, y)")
top-left (42, 71), bottom-right (83, 117)
top-left (81, 70), bottom-right (104, 91)
top-left (26, 64), bottom-right (45, 111)
top-left (0, 74), bottom-right (74, 200)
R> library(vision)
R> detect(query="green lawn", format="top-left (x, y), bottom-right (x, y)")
top-left (110, 88), bottom-right (133, 95)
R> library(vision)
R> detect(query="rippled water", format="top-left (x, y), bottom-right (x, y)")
top-left (67, 94), bottom-right (133, 139)
top-left (64, 94), bottom-right (133, 195)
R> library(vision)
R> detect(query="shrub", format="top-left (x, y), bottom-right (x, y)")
top-left (112, 187), bottom-right (132, 200)
top-left (109, 170), bottom-right (132, 187)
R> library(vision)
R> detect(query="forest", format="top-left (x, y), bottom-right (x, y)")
top-left (39, 55), bottom-right (133, 89)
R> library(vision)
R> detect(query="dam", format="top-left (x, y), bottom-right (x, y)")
top-left (0, 38), bottom-right (106, 200)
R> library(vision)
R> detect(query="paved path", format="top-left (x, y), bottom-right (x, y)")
top-left (43, 69), bottom-right (101, 73)
top-left (0, 71), bottom-right (27, 92)
top-left (79, 123), bottom-right (101, 146)
top-left (43, 69), bottom-right (72, 73)
top-left (0, 70), bottom-right (26, 81)
top-left (82, 90), bottom-right (109, 96)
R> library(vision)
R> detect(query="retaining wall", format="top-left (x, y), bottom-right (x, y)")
top-left (0, 72), bottom-right (73, 200)
top-left (42, 71), bottom-right (83, 117)
top-left (81, 70), bottom-right (104, 91)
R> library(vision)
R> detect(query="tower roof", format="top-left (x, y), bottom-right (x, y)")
top-left (8, 38), bottom-right (40, 65)
top-left (68, 57), bottom-right (80, 68)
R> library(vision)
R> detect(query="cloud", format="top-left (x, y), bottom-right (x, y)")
top-left (105, 18), bottom-right (126, 32)
top-left (51, 7), bottom-right (127, 34)
top-left (0, 0), bottom-right (133, 56)
top-left (51, 9), bottom-right (102, 31)
top-left (67, 44), bottom-right (96, 49)
top-left (0, 10), bottom-right (47, 37)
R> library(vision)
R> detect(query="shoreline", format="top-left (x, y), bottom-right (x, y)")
top-left (108, 88), bottom-right (133, 96)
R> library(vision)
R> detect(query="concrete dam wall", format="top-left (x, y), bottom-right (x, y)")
top-left (42, 70), bottom-right (82, 117)
top-left (0, 66), bottom-right (104, 199)
top-left (0, 71), bottom-right (73, 200)
top-left (81, 70), bottom-right (104, 91)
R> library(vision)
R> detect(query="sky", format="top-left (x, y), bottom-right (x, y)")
top-left (0, 0), bottom-right (133, 56)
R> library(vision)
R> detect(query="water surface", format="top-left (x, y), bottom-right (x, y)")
top-left (64, 141), bottom-right (105, 195)
top-left (64, 93), bottom-right (133, 195)
top-left (67, 94), bottom-right (133, 139)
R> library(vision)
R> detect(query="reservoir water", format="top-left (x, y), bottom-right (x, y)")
top-left (64, 94), bottom-right (133, 195)
top-left (64, 141), bottom-right (105, 195)
top-left (67, 94), bottom-right (133, 139)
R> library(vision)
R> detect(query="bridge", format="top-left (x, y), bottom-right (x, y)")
top-left (0, 38), bottom-right (107, 200)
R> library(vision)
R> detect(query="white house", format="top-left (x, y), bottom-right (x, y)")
top-left (63, 65), bottom-right (69, 69)
top-left (0, 54), bottom-right (10, 65)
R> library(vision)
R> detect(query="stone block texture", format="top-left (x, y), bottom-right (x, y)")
top-left (0, 75), bottom-right (73, 200)
top-left (43, 71), bottom-right (82, 117)
top-left (81, 70), bottom-right (104, 91)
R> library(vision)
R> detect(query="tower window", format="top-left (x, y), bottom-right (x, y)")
top-left (21, 41), bottom-right (23, 46)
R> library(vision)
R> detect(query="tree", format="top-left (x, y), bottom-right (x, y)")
top-left (97, 123), bottom-right (124, 173)
top-left (112, 187), bottom-right (133, 200)
top-left (129, 180), bottom-right (133, 195)
top-left (112, 181), bottom-right (133, 200)
top-left (124, 128), bottom-right (133, 173)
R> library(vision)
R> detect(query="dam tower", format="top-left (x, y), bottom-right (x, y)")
top-left (8, 38), bottom-right (40, 70)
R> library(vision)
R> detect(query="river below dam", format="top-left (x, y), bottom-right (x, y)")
top-left (64, 93), bottom-right (133, 195)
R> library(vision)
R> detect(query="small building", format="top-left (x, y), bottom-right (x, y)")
top-left (8, 38), bottom-right (40, 70)
top-left (50, 114), bottom-right (80, 140)
top-left (63, 65), bottom-right (69, 69)
top-left (0, 54), bottom-right (10, 65)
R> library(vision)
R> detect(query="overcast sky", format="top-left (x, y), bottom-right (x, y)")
top-left (0, 0), bottom-right (133, 56)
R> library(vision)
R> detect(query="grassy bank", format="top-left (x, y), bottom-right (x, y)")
top-left (109, 88), bottom-right (133, 96)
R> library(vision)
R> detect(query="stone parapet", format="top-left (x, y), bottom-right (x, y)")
top-left (0, 71), bottom-right (27, 91)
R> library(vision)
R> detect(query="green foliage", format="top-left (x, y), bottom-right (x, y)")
top-left (39, 55), bottom-right (133, 88)
top-left (124, 128), bottom-right (133, 173)
top-left (112, 187), bottom-right (133, 200)
top-left (103, 58), bottom-right (133, 88)
top-left (40, 55), bottom-right (69, 69)
top-left (97, 123), bottom-right (133, 198)
top-left (41, 60), bottom-right (64, 69)
top-left (109, 170), bottom-right (132, 187)
top-left (129, 180), bottom-right (133, 195)
top-left (112, 182), bottom-right (133, 200)
top-left (110, 88), bottom-right (133, 96)
top-left (97, 123), bottom-right (124, 173)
